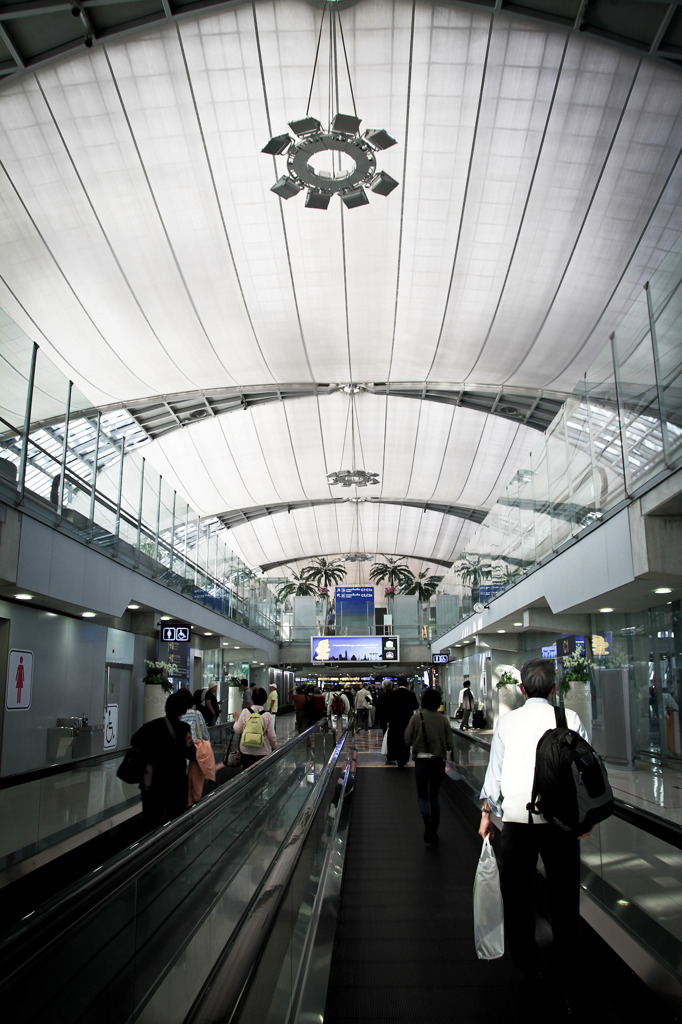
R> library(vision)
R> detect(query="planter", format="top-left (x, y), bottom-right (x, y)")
top-left (563, 679), bottom-right (592, 742)
top-left (496, 684), bottom-right (523, 719)
top-left (228, 686), bottom-right (242, 718)
top-left (143, 683), bottom-right (167, 723)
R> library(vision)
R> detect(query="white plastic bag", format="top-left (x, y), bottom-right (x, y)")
top-left (473, 836), bottom-right (505, 959)
top-left (380, 730), bottom-right (389, 755)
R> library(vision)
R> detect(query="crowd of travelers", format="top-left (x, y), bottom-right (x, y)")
top-left (125, 676), bottom-right (481, 842)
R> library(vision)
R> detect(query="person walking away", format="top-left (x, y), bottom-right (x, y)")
top-left (355, 684), bottom-right (372, 732)
top-left (182, 695), bottom-right (214, 806)
top-left (265, 682), bottom-right (279, 729)
top-left (289, 686), bottom-right (308, 733)
top-left (459, 680), bottom-right (475, 730)
top-left (131, 689), bottom-right (196, 831)
top-left (233, 686), bottom-right (277, 769)
top-left (405, 688), bottom-right (454, 843)
top-left (325, 687), bottom-right (350, 738)
top-left (204, 682), bottom-right (221, 726)
top-left (239, 678), bottom-right (253, 714)
top-left (386, 683), bottom-right (419, 767)
top-left (478, 658), bottom-right (590, 1009)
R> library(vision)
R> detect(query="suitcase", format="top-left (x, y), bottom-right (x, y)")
top-left (472, 709), bottom-right (487, 730)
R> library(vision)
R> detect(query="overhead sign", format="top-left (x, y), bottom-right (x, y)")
top-left (335, 586), bottom-right (375, 614)
top-left (311, 635), bottom-right (399, 662)
top-left (160, 623), bottom-right (191, 642)
top-left (432, 653), bottom-right (449, 664)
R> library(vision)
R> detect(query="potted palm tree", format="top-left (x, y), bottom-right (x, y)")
top-left (369, 557), bottom-right (411, 617)
top-left (399, 569), bottom-right (443, 638)
top-left (301, 557), bottom-right (347, 620)
top-left (453, 554), bottom-right (496, 607)
top-left (143, 659), bottom-right (173, 723)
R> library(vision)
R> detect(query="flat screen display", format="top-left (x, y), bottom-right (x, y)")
top-left (311, 635), bottom-right (400, 662)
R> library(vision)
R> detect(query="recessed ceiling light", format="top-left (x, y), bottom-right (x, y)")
top-left (15, 593), bottom-right (32, 600)
top-left (599, 607), bottom-right (614, 613)
top-left (497, 629), bottom-right (506, 634)
top-left (654, 587), bottom-right (672, 594)
top-left (82, 611), bottom-right (96, 618)
top-left (234, 646), bottom-right (240, 649)
top-left (204, 632), bottom-right (213, 636)
top-left (513, 622), bottom-right (522, 627)
top-left (127, 604), bottom-right (140, 610)
top-left (160, 615), bottom-right (171, 621)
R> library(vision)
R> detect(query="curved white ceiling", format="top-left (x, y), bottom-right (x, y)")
top-left (2, 0), bottom-right (682, 583)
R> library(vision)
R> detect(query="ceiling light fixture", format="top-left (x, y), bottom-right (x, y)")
top-left (82, 611), bottom-right (96, 618)
top-left (15, 593), bottom-right (32, 600)
top-left (327, 384), bottom-right (379, 489)
top-left (654, 587), bottom-right (673, 594)
top-left (262, 4), bottom-right (398, 209)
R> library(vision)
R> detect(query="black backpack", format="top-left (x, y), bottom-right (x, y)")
top-left (526, 706), bottom-right (614, 835)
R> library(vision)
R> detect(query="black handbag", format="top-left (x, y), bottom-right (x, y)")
top-left (117, 746), bottom-right (146, 784)
top-left (455, 706), bottom-right (463, 721)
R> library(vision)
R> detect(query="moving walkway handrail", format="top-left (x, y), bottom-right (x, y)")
top-left (0, 720), bottom-right (328, 981)
top-left (451, 725), bottom-right (682, 847)
top-left (187, 727), bottom-right (351, 1024)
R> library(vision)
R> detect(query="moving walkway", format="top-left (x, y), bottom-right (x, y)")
top-left (0, 723), bottom-right (679, 1022)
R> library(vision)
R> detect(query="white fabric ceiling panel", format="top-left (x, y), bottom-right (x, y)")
top-left (149, 417), bottom-right (260, 514)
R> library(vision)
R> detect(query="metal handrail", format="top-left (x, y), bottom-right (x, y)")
top-left (0, 720), bottom-right (329, 980)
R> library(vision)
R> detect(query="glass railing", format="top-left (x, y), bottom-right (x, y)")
top-left (0, 328), bottom-right (280, 641)
top-left (434, 233), bottom-right (682, 637)
top-left (0, 722), bottom-right (346, 1023)
top-left (0, 752), bottom-right (139, 872)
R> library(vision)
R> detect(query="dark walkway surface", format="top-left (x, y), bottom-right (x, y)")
top-left (324, 764), bottom-right (678, 1024)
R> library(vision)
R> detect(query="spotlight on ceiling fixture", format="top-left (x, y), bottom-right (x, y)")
top-left (331, 112), bottom-right (362, 136)
top-left (305, 190), bottom-right (332, 210)
top-left (364, 128), bottom-right (397, 150)
top-left (341, 187), bottom-right (370, 209)
top-left (271, 175), bottom-right (304, 200)
top-left (289, 117), bottom-right (322, 136)
top-left (370, 171), bottom-right (399, 196)
top-left (262, 133), bottom-right (293, 155)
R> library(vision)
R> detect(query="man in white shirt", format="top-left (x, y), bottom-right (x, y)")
top-left (479, 659), bottom-right (590, 983)
top-left (354, 684), bottom-right (372, 732)
top-left (458, 680), bottom-right (475, 730)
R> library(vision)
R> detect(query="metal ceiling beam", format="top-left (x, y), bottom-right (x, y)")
top-left (0, 0), bottom-right (681, 86)
top-left (106, 383), bottom-right (566, 440)
top-left (216, 497), bottom-right (487, 530)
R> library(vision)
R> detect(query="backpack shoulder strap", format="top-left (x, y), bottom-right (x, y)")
top-left (419, 711), bottom-right (431, 753)
top-left (554, 704), bottom-right (567, 729)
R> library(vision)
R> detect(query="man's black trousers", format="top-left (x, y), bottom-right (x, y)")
top-left (499, 821), bottom-right (580, 966)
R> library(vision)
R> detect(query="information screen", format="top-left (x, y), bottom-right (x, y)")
top-left (311, 635), bottom-right (400, 662)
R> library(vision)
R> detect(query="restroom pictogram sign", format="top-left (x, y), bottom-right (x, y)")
top-left (7, 650), bottom-right (33, 709)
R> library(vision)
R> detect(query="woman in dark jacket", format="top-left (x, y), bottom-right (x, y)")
top-left (404, 688), bottom-right (453, 844)
top-left (131, 689), bottom-right (196, 831)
